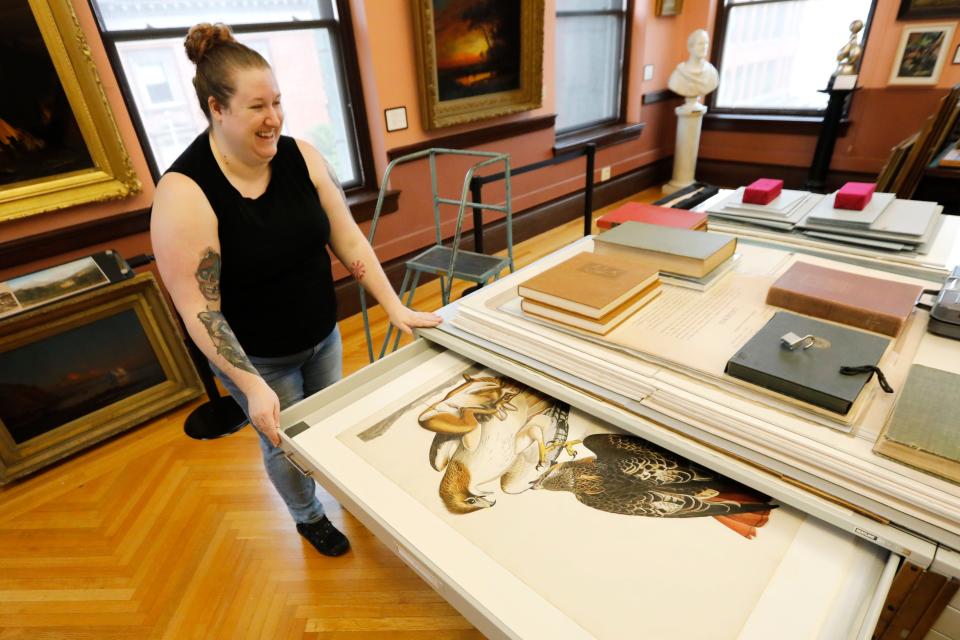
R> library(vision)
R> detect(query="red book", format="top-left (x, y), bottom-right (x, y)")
top-left (743, 178), bottom-right (783, 205)
top-left (596, 202), bottom-right (707, 231)
top-left (834, 182), bottom-right (876, 211)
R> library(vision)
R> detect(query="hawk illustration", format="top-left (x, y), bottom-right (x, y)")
top-left (419, 374), bottom-right (572, 514)
top-left (534, 433), bottom-right (776, 539)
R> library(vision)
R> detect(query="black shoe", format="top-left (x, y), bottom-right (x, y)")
top-left (296, 516), bottom-right (350, 556)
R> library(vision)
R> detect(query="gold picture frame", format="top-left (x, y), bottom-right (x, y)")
top-left (656, 0), bottom-right (685, 17)
top-left (0, 273), bottom-right (202, 484)
top-left (0, 0), bottom-right (141, 223)
top-left (411, 0), bottom-right (544, 130)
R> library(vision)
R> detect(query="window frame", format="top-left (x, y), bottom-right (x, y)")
top-left (554, 0), bottom-right (635, 146)
top-left (87, 0), bottom-right (377, 198)
top-left (707, 0), bottom-right (878, 121)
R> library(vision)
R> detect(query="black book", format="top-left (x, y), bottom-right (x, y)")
top-left (725, 312), bottom-right (891, 415)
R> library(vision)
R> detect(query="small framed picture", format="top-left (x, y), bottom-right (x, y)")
top-left (384, 106), bottom-right (409, 132)
top-left (889, 23), bottom-right (956, 84)
top-left (954, 44), bottom-right (960, 64)
top-left (656, 0), bottom-right (684, 17)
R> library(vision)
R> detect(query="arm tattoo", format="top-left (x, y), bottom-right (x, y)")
top-left (194, 248), bottom-right (257, 375)
top-left (197, 311), bottom-right (258, 374)
top-left (323, 158), bottom-right (348, 204)
top-left (350, 260), bottom-right (366, 281)
top-left (195, 248), bottom-right (221, 301)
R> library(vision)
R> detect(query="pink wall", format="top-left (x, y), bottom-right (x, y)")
top-left (12, 0), bottom-right (934, 285)
top-left (345, 0), bottom-right (701, 274)
top-left (699, 0), bottom-right (959, 174)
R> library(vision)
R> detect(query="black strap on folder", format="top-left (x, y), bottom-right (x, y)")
top-left (839, 365), bottom-right (894, 394)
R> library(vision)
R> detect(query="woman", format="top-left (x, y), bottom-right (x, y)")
top-left (151, 23), bottom-right (441, 556)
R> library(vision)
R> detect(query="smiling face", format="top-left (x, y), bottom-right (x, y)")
top-left (210, 66), bottom-right (283, 165)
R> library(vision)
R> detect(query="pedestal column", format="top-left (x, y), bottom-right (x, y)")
top-left (663, 99), bottom-right (707, 194)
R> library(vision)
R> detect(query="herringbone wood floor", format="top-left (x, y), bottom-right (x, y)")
top-left (0, 190), bottom-right (655, 638)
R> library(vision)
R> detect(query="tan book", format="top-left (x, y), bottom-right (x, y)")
top-left (593, 222), bottom-right (737, 278)
top-left (517, 251), bottom-right (659, 318)
top-left (874, 364), bottom-right (960, 484)
top-left (521, 282), bottom-right (661, 334)
top-left (765, 261), bottom-right (923, 338)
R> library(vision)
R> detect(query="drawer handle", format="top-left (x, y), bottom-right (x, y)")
top-left (285, 454), bottom-right (312, 477)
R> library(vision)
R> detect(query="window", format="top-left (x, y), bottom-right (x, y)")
top-left (555, 0), bottom-right (629, 134)
top-left (713, 0), bottom-right (875, 114)
top-left (90, 0), bottom-right (370, 188)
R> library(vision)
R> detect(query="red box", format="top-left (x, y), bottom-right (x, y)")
top-left (595, 202), bottom-right (707, 231)
top-left (743, 178), bottom-right (783, 205)
top-left (834, 182), bottom-right (876, 211)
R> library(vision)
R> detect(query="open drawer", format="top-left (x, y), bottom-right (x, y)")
top-left (280, 339), bottom-right (902, 639)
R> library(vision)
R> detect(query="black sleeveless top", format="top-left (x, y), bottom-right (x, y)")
top-left (166, 133), bottom-right (337, 357)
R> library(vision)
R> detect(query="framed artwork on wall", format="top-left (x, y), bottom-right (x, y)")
top-left (656, 0), bottom-right (685, 16)
top-left (0, 273), bottom-right (202, 484)
top-left (898, 0), bottom-right (960, 20)
top-left (0, 0), bottom-right (140, 223)
top-left (889, 23), bottom-right (956, 84)
top-left (411, 0), bottom-right (544, 130)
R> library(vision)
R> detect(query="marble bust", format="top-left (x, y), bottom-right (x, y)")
top-left (668, 29), bottom-right (719, 100)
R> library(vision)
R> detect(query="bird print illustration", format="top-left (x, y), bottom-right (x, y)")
top-left (418, 373), bottom-right (572, 514)
top-left (534, 433), bottom-right (776, 539)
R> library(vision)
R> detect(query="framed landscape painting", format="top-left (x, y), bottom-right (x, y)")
top-left (0, 0), bottom-right (140, 222)
top-left (411, 0), bottom-right (544, 129)
top-left (889, 23), bottom-right (956, 84)
top-left (0, 273), bottom-right (202, 483)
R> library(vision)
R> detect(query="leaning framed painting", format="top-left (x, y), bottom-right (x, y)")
top-left (0, 272), bottom-right (202, 483)
top-left (898, 0), bottom-right (960, 20)
top-left (889, 23), bottom-right (956, 84)
top-left (0, 0), bottom-right (140, 223)
top-left (411, 0), bottom-right (545, 130)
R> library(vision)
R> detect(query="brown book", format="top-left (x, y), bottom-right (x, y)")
top-left (517, 251), bottom-right (659, 318)
top-left (765, 261), bottom-right (923, 337)
top-left (521, 281), bottom-right (661, 334)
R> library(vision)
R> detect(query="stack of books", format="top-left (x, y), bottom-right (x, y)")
top-left (517, 251), bottom-right (661, 334)
top-left (796, 193), bottom-right (942, 252)
top-left (593, 221), bottom-right (738, 290)
top-left (706, 187), bottom-right (821, 231)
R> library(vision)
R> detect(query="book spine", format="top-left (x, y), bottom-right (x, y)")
top-left (765, 287), bottom-right (901, 337)
top-left (724, 360), bottom-right (852, 414)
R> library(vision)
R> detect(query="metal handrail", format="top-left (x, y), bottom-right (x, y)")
top-left (469, 143), bottom-right (597, 252)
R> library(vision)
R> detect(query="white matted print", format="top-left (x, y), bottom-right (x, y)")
top-left (335, 362), bottom-right (811, 639)
top-left (889, 23), bottom-right (956, 85)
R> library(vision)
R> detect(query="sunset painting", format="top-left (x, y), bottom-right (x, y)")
top-left (0, 310), bottom-right (166, 443)
top-left (433, 0), bottom-right (521, 101)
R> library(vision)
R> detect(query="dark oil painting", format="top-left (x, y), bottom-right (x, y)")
top-left (0, 1), bottom-right (93, 187)
top-left (433, 0), bottom-right (522, 102)
top-left (898, 30), bottom-right (947, 78)
top-left (0, 310), bottom-right (166, 444)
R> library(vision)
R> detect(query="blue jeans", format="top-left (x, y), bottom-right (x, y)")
top-left (211, 326), bottom-right (342, 525)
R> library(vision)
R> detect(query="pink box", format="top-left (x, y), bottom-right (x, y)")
top-left (834, 182), bottom-right (876, 210)
top-left (743, 178), bottom-right (783, 205)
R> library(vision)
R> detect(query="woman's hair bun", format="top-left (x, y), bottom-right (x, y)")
top-left (184, 23), bottom-right (235, 65)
